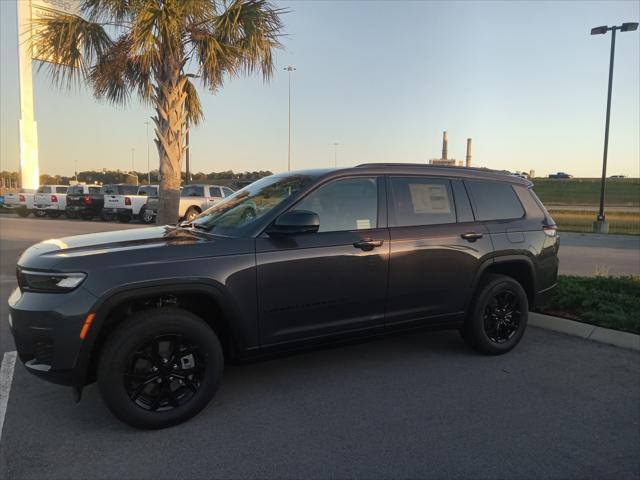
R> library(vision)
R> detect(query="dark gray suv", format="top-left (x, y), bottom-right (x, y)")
top-left (8, 164), bottom-right (559, 429)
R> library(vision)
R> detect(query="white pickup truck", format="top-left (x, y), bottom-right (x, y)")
top-left (100, 184), bottom-right (143, 221)
top-left (3, 189), bottom-right (36, 217)
top-left (33, 185), bottom-right (69, 218)
top-left (102, 185), bottom-right (159, 223)
top-left (145, 184), bottom-right (234, 222)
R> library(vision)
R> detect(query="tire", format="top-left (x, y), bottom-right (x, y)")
top-left (66, 210), bottom-right (78, 219)
top-left (97, 308), bottom-right (224, 429)
top-left (118, 214), bottom-right (132, 223)
top-left (184, 207), bottom-right (200, 222)
top-left (139, 206), bottom-right (155, 224)
top-left (16, 209), bottom-right (30, 217)
top-left (461, 274), bottom-right (529, 355)
top-left (47, 211), bottom-right (62, 218)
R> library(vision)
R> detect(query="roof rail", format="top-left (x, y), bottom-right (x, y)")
top-left (354, 163), bottom-right (508, 175)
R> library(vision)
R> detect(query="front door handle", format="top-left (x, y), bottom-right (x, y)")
top-left (353, 238), bottom-right (384, 251)
top-left (461, 232), bottom-right (483, 242)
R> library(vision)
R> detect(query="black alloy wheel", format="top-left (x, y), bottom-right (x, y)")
top-left (461, 274), bottom-right (528, 355)
top-left (483, 290), bottom-right (522, 344)
top-left (124, 334), bottom-right (205, 412)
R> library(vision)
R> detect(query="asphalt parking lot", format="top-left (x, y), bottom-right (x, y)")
top-left (0, 216), bottom-right (639, 479)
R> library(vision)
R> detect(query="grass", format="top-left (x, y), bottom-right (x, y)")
top-left (539, 275), bottom-right (640, 334)
top-left (549, 209), bottom-right (640, 235)
top-left (532, 178), bottom-right (639, 207)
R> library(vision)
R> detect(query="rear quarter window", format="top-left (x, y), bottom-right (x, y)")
top-left (465, 180), bottom-right (525, 221)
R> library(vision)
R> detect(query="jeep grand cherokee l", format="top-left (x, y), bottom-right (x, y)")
top-left (8, 164), bottom-right (559, 429)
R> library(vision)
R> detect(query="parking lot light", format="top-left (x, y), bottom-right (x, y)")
top-left (590, 22), bottom-right (639, 234)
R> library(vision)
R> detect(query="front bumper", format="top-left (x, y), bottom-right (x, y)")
top-left (534, 283), bottom-right (557, 309)
top-left (8, 286), bottom-right (98, 386)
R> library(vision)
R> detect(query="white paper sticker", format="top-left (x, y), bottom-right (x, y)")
top-left (408, 184), bottom-right (451, 214)
top-left (356, 219), bottom-right (371, 229)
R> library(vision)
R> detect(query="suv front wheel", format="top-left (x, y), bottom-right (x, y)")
top-left (462, 274), bottom-right (529, 355)
top-left (97, 308), bottom-right (224, 429)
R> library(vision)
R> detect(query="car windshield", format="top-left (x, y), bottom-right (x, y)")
top-left (190, 174), bottom-right (315, 235)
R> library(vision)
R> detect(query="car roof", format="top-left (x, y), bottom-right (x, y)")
top-left (293, 164), bottom-right (531, 186)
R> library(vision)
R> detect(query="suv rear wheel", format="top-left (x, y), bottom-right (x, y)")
top-left (97, 308), bottom-right (224, 429)
top-left (462, 274), bottom-right (528, 355)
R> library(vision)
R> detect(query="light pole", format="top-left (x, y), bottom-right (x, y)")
top-left (284, 65), bottom-right (296, 171)
top-left (145, 121), bottom-right (151, 184)
top-left (590, 22), bottom-right (638, 233)
top-left (333, 142), bottom-right (339, 168)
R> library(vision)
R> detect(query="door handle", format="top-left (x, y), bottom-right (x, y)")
top-left (461, 232), bottom-right (483, 242)
top-left (353, 238), bottom-right (384, 251)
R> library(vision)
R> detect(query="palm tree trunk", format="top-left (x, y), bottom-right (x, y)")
top-left (154, 61), bottom-right (188, 225)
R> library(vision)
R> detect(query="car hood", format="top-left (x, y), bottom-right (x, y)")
top-left (17, 226), bottom-right (247, 271)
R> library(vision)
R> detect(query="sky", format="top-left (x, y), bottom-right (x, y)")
top-left (0, 0), bottom-right (639, 178)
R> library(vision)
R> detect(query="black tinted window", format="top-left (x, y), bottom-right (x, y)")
top-left (465, 181), bottom-right (525, 221)
top-left (137, 186), bottom-right (157, 196)
top-left (388, 177), bottom-right (456, 227)
top-left (101, 185), bottom-right (118, 194)
top-left (222, 187), bottom-right (234, 197)
top-left (296, 177), bottom-right (378, 232)
top-left (68, 186), bottom-right (84, 195)
top-left (209, 187), bottom-right (222, 198)
top-left (38, 186), bottom-right (51, 193)
top-left (56, 186), bottom-right (68, 193)
top-left (181, 186), bottom-right (204, 197)
top-left (121, 185), bottom-right (139, 195)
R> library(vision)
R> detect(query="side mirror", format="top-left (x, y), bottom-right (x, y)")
top-left (267, 210), bottom-right (320, 235)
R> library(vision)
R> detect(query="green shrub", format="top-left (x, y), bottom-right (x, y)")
top-left (540, 275), bottom-right (640, 333)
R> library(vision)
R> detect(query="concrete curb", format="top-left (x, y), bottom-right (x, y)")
top-left (529, 312), bottom-right (640, 352)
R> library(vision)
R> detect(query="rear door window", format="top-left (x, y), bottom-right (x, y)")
top-left (465, 180), bottom-right (525, 221)
top-left (181, 186), bottom-right (204, 197)
top-left (388, 177), bottom-right (456, 227)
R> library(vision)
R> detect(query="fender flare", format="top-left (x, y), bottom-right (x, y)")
top-left (76, 279), bottom-right (244, 384)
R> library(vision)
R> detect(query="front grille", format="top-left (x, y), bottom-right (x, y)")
top-left (31, 329), bottom-right (54, 365)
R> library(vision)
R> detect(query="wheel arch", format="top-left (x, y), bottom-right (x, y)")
top-left (81, 281), bottom-right (244, 385)
top-left (471, 255), bottom-right (537, 307)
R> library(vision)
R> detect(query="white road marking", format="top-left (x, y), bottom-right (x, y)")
top-left (0, 351), bottom-right (17, 441)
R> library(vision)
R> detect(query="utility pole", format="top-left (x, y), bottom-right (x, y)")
top-left (185, 117), bottom-right (190, 185)
top-left (145, 121), bottom-right (151, 184)
top-left (284, 65), bottom-right (296, 172)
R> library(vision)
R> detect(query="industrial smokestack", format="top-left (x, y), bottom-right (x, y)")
top-left (465, 138), bottom-right (472, 167)
top-left (442, 131), bottom-right (448, 160)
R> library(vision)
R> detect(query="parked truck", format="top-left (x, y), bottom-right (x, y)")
top-left (3, 189), bottom-right (36, 217)
top-left (145, 184), bottom-right (234, 222)
top-left (104, 185), bottom-right (159, 223)
top-left (33, 185), bottom-right (69, 218)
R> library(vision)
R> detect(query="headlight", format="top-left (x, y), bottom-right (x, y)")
top-left (17, 268), bottom-right (87, 293)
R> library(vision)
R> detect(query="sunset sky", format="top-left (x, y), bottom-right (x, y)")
top-left (0, 0), bottom-right (638, 178)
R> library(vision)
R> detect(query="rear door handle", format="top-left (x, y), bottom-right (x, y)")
top-left (461, 232), bottom-right (483, 242)
top-left (353, 238), bottom-right (384, 251)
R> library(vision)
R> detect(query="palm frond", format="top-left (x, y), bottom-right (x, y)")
top-left (31, 8), bottom-right (113, 89)
top-left (184, 77), bottom-right (204, 125)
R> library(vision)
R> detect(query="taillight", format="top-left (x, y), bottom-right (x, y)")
top-left (543, 225), bottom-right (557, 237)
top-left (51, 195), bottom-right (58, 202)
top-left (19, 194), bottom-right (25, 202)
top-left (125, 197), bottom-right (131, 206)
top-left (83, 194), bottom-right (92, 205)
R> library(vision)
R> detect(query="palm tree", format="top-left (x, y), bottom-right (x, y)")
top-left (31, 0), bottom-right (285, 224)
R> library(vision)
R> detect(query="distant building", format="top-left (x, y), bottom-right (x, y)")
top-left (429, 131), bottom-right (457, 166)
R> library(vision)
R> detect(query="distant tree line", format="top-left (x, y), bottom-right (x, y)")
top-left (0, 170), bottom-right (273, 190)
